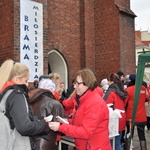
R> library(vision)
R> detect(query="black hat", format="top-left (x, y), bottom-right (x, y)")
top-left (129, 74), bottom-right (136, 81)
top-left (39, 75), bottom-right (49, 81)
top-left (117, 71), bottom-right (124, 77)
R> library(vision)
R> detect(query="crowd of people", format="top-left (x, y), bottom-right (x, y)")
top-left (0, 59), bottom-right (150, 150)
top-left (101, 71), bottom-right (149, 150)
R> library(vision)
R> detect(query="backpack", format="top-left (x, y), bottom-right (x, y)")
top-left (0, 89), bottom-right (31, 150)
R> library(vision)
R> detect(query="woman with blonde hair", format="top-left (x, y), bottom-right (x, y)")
top-left (0, 59), bottom-right (50, 150)
top-left (49, 73), bottom-right (62, 101)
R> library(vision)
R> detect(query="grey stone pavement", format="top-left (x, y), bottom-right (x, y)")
top-left (131, 127), bottom-right (150, 150)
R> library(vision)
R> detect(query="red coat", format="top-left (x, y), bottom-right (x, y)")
top-left (53, 91), bottom-right (60, 101)
top-left (94, 86), bottom-right (103, 97)
top-left (58, 90), bottom-right (112, 150)
top-left (147, 85), bottom-right (150, 92)
top-left (62, 87), bottom-right (103, 116)
top-left (105, 91), bottom-right (126, 131)
top-left (62, 92), bottom-right (77, 115)
top-left (125, 85), bottom-right (147, 122)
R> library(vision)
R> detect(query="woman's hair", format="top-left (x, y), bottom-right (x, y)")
top-left (73, 69), bottom-right (98, 90)
top-left (49, 73), bottom-right (62, 86)
top-left (0, 59), bottom-right (29, 90)
top-left (107, 73), bottom-right (125, 93)
top-left (33, 80), bottom-right (39, 88)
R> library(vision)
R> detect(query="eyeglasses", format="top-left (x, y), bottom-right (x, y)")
top-left (73, 81), bottom-right (84, 86)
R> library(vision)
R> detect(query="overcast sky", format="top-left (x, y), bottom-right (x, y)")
top-left (131, 0), bottom-right (150, 31)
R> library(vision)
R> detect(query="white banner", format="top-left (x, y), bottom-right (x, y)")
top-left (20, 0), bottom-right (43, 82)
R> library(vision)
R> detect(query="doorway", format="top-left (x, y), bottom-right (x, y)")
top-left (48, 50), bottom-right (68, 89)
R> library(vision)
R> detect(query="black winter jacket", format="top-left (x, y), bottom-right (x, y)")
top-left (4, 85), bottom-right (50, 150)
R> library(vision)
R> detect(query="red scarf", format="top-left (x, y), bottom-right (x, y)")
top-left (0, 81), bottom-right (16, 92)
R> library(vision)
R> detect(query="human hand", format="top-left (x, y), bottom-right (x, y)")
top-left (48, 122), bottom-right (60, 131)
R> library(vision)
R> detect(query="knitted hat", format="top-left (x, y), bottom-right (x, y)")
top-left (100, 78), bottom-right (108, 87)
top-left (100, 78), bottom-right (109, 92)
top-left (102, 84), bottom-right (109, 92)
top-left (38, 78), bottom-right (56, 92)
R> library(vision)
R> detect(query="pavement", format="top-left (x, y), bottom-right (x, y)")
top-left (131, 127), bottom-right (150, 150)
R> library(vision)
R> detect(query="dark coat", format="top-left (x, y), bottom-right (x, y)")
top-left (3, 84), bottom-right (50, 150)
top-left (29, 88), bottom-right (65, 150)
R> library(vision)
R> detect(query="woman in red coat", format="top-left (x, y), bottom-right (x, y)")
top-left (125, 74), bottom-right (148, 149)
top-left (62, 86), bottom-right (103, 116)
top-left (48, 69), bottom-right (112, 150)
top-left (103, 73), bottom-right (127, 150)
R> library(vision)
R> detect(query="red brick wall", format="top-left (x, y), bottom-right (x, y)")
top-left (119, 13), bottom-right (136, 75)
top-left (47, 0), bottom-right (82, 83)
top-left (135, 31), bottom-right (141, 39)
top-left (84, 0), bottom-right (96, 69)
top-left (115, 0), bottom-right (130, 8)
top-left (94, 0), bottom-right (135, 82)
top-left (94, 0), bottom-right (121, 81)
top-left (0, 0), bottom-right (135, 85)
top-left (14, 0), bottom-right (20, 61)
top-left (0, 0), bottom-right (14, 64)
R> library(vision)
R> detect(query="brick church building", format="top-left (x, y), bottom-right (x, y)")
top-left (0, 0), bottom-right (136, 88)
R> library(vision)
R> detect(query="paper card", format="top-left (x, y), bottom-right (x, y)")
top-left (44, 115), bottom-right (53, 122)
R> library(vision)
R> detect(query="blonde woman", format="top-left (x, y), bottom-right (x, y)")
top-left (0, 59), bottom-right (50, 150)
top-left (49, 73), bottom-right (62, 101)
